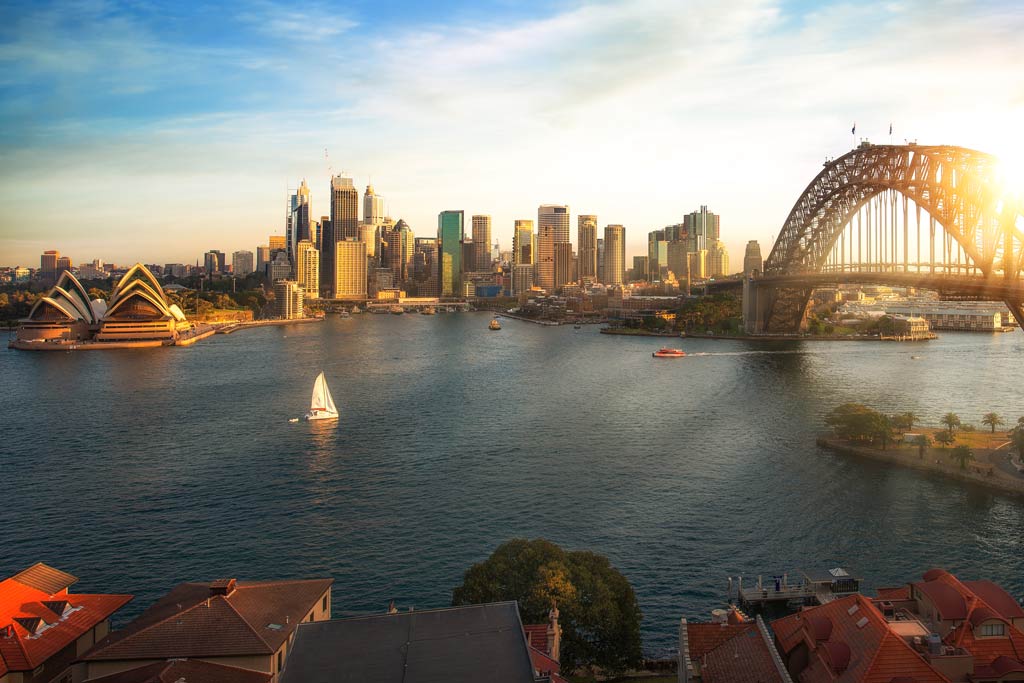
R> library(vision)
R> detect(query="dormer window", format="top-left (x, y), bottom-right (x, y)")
top-left (978, 622), bottom-right (1006, 637)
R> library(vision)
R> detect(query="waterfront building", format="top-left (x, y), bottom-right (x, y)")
top-left (744, 240), bottom-right (763, 276)
top-left (438, 210), bottom-right (464, 297)
top-left (707, 242), bottom-right (729, 277)
top-left (0, 563), bottom-right (132, 683)
top-left (363, 184), bottom-right (383, 226)
top-left (678, 614), bottom-right (783, 682)
top-left (512, 263), bottom-right (534, 296)
top-left (472, 215), bottom-right (492, 272)
top-left (603, 224), bottom-right (625, 286)
top-left (280, 602), bottom-right (538, 683)
top-left (295, 240), bottom-right (319, 299)
top-left (632, 255), bottom-right (649, 282)
top-left (554, 242), bottom-right (575, 291)
top-left (578, 215), bottom-right (598, 281)
top-left (536, 205), bottom-right (569, 291)
top-left (286, 179), bottom-right (311, 270)
top-left (81, 577), bottom-right (333, 683)
top-left (597, 238), bottom-right (605, 283)
top-left (513, 219), bottom-right (535, 266)
top-left (335, 240), bottom-right (367, 300)
top-left (256, 245), bottom-right (270, 274)
top-left (413, 237), bottom-right (439, 296)
top-left (321, 175), bottom-right (358, 298)
top-left (273, 280), bottom-right (304, 319)
top-left (233, 250), bottom-right (254, 277)
top-left (93, 264), bottom-right (191, 342)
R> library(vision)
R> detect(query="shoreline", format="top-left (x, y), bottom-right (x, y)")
top-left (216, 317), bottom-right (324, 335)
top-left (600, 327), bottom-right (682, 337)
top-left (816, 434), bottom-right (1024, 498)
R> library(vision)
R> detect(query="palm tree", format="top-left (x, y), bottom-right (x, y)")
top-left (916, 433), bottom-right (931, 460)
top-left (950, 444), bottom-right (975, 470)
top-left (941, 412), bottom-right (961, 435)
top-left (981, 412), bottom-right (1004, 434)
top-left (934, 430), bottom-right (955, 449)
top-left (900, 412), bottom-right (919, 431)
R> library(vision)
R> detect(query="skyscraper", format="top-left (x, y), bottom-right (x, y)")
top-left (274, 280), bottom-right (304, 319)
top-left (471, 215), bottom-right (491, 272)
top-left (603, 225), bottom-right (625, 286)
top-left (577, 215), bottom-right (598, 280)
top-left (204, 250), bottom-right (225, 274)
top-left (413, 237), bottom-right (439, 296)
top-left (363, 184), bottom-right (383, 226)
top-left (322, 175), bottom-right (359, 297)
top-left (743, 240), bottom-right (763, 276)
top-left (536, 205), bottom-right (569, 291)
top-left (232, 250), bottom-right (254, 277)
top-left (256, 245), bottom-right (270, 275)
top-left (596, 238), bottom-right (605, 283)
top-left (287, 179), bottom-right (311, 271)
top-left (707, 242), bottom-right (730, 277)
top-left (647, 229), bottom-right (667, 282)
top-left (513, 220), bottom-right (534, 266)
top-left (296, 240), bottom-right (320, 299)
top-left (385, 219), bottom-right (414, 285)
top-left (683, 205), bottom-right (720, 254)
top-left (268, 235), bottom-right (287, 255)
top-left (335, 240), bottom-right (367, 300)
top-left (437, 210), bottom-right (464, 297)
top-left (554, 242), bottom-right (575, 291)
top-left (40, 250), bottom-right (59, 281)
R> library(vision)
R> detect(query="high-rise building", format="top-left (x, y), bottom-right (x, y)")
top-left (318, 217), bottom-right (330, 251)
top-left (295, 240), bottom-right (319, 299)
top-left (647, 229), bottom-right (667, 282)
top-left (668, 240), bottom-right (688, 280)
top-left (363, 184), bottom-right (384, 226)
top-left (461, 240), bottom-right (475, 275)
top-left (577, 215), bottom-right (598, 280)
top-left (513, 220), bottom-right (534, 266)
top-left (204, 250), bottom-right (225, 274)
top-left (472, 215), bottom-right (492, 272)
top-left (256, 245), bottom-right (270, 274)
top-left (335, 240), bottom-right (367, 300)
top-left (322, 175), bottom-right (359, 298)
top-left (359, 223), bottom-right (378, 258)
top-left (687, 250), bottom-right (708, 280)
top-left (596, 238), bottom-right (605, 283)
top-left (287, 180), bottom-right (311, 271)
top-left (56, 256), bottom-right (72, 277)
top-left (267, 251), bottom-right (291, 281)
top-left (536, 205), bottom-right (569, 292)
top-left (603, 225), bottom-right (625, 286)
top-left (413, 237), bottom-right (439, 296)
top-left (232, 250), bottom-right (254, 277)
top-left (437, 210), bottom-right (464, 297)
top-left (274, 280), bottom-right (304, 319)
top-left (554, 242), bottom-right (574, 291)
top-left (512, 263), bottom-right (534, 296)
top-left (268, 235), bottom-right (287, 255)
top-left (744, 240), bottom-right (763, 276)
top-left (384, 219), bottom-right (414, 285)
top-left (632, 256), bottom-right (649, 282)
top-left (707, 242), bottom-right (729, 277)
top-left (40, 250), bottom-right (59, 280)
top-left (683, 205), bottom-right (720, 254)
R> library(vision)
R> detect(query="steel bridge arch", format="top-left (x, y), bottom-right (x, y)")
top-left (757, 144), bottom-right (1024, 331)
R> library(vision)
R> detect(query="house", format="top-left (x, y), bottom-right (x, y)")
top-left (524, 608), bottom-right (567, 683)
top-left (678, 611), bottom-right (787, 682)
top-left (80, 577), bottom-right (332, 683)
top-left (0, 563), bottom-right (132, 683)
top-left (279, 602), bottom-right (539, 683)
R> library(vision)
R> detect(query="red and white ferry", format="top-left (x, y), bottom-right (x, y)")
top-left (652, 347), bottom-right (686, 358)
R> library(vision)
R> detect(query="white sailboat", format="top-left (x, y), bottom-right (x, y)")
top-left (304, 371), bottom-right (339, 421)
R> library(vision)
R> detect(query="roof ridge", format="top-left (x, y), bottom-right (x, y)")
top-left (696, 623), bottom-right (754, 658)
top-left (85, 590), bottom-right (216, 658)
top-left (881, 627), bottom-right (953, 682)
top-left (219, 592), bottom-right (274, 652)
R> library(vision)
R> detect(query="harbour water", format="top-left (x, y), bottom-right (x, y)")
top-left (2, 315), bottom-right (1023, 656)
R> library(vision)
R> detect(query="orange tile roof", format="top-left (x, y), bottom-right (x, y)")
top-left (523, 624), bottom-right (548, 652)
top-left (84, 578), bottom-right (332, 662)
top-left (84, 659), bottom-right (272, 683)
top-left (0, 566), bottom-right (132, 678)
top-left (686, 622), bottom-right (754, 660)
top-left (875, 586), bottom-right (911, 601)
top-left (701, 624), bottom-right (783, 683)
top-left (771, 595), bottom-right (949, 683)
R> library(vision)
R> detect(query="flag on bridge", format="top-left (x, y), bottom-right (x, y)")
top-left (889, 123), bottom-right (893, 135)
top-left (851, 122), bottom-right (856, 135)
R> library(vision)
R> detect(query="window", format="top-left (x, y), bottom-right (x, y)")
top-left (978, 622), bottom-right (1005, 637)
top-left (277, 650), bottom-right (283, 671)
top-left (322, 595), bottom-right (328, 611)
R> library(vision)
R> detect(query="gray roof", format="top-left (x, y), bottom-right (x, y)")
top-left (280, 602), bottom-right (536, 683)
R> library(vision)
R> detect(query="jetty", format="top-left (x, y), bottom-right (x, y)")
top-left (731, 568), bottom-right (862, 611)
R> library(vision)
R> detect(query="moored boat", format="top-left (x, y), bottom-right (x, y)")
top-left (421, 306), bottom-right (436, 315)
top-left (489, 318), bottom-right (502, 330)
top-left (652, 347), bottom-right (686, 358)
top-left (389, 305), bottom-right (404, 315)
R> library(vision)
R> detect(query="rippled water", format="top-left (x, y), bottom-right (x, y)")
top-left (2, 315), bottom-right (1023, 655)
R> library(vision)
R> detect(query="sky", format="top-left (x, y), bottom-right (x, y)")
top-left (1, 0), bottom-right (1023, 268)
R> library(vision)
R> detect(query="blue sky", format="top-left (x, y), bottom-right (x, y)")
top-left (2, 0), bottom-right (1023, 267)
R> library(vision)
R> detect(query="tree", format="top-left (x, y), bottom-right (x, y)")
top-left (452, 539), bottom-right (643, 674)
top-left (826, 404), bottom-right (891, 447)
top-left (940, 412), bottom-right (961, 435)
top-left (981, 412), bottom-right (1004, 434)
top-left (1010, 423), bottom-right (1024, 457)
top-left (950, 444), bottom-right (975, 470)
top-left (916, 433), bottom-right (932, 460)
top-left (934, 430), bottom-right (955, 449)
top-left (893, 412), bottom-right (919, 432)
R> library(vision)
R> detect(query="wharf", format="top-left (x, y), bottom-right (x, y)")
top-left (217, 317), bottom-right (324, 335)
top-left (731, 568), bottom-right (863, 612)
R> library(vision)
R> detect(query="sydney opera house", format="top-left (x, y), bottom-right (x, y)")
top-left (12, 264), bottom-right (194, 349)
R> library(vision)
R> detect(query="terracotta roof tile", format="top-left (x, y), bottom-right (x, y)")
top-left (686, 622), bottom-right (754, 659)
top-left (913, 579), bottom-right (967, 621)
top-left (875, 586), bottom-right (912, 601)
top-left (84, 578), bottom-right (332, 662)
top-left (84, 659), bottom-right (272, 683)
top-left (523, 624), bottom-right (548, 652)
top-left (11, 563), bottom-right (78, 594)
top-left (701, 625), bottom-right (783, 682)
top-left (0, 569), bottom-right (131, 677)
top-left (963, 580), bottom-right (1024, 620)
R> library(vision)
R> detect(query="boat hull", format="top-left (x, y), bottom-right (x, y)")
top-left (305, 412), bottom-right (339, 421)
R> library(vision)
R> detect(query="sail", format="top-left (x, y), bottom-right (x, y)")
top-left (322, 375), bottom-right (338, 415)
top-left (310, 371), bottom-right (338, 415)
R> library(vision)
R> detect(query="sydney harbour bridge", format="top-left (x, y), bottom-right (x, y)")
top-left (737, 143), bottom-right (1024, 333)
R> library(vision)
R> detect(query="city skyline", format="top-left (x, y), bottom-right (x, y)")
top-left (1, 0), bottom-right (1023, 267)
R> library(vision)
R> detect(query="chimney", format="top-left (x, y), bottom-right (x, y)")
top-left (209, 579), bottom-right (237, 597)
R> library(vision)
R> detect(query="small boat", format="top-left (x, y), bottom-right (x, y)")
top-left (338, 309), bottom-right (351, 319)
top-left (574, 324), bottom-right (582, 329)
top-left (305, 371), bottom-right (339, 421)
top-left (911, 355), bottom-right (922, 360)
top-left (288, 418), bottom-right (299, 423)
top-left (489, 318), bottom-right (502, 330)
top-left (351, 306), bottom-right (362, 314)
top-left (653, 347), bottom-right (686, 358)
top-left (420, 306), bottom-right (436, 315)
top-left (389, 305), bottom-right (404, 315)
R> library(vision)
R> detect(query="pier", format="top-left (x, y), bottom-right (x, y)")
top-left (730, 568), bottom-right (862, 611)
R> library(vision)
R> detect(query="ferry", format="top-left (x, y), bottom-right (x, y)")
top-left (420, 306), bottom-right (436, 315)
top-left (389, 305), bottom-right (405, 315)
top-left (652, 347), bottom-right (686, 358)
top-left (488, 318), bottom-right (502, 330)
